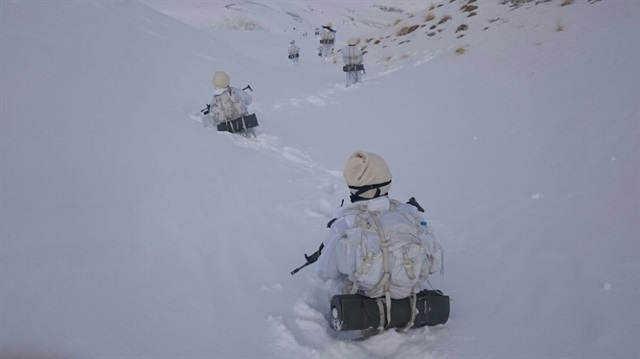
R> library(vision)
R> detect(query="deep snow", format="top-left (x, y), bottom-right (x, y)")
top-left (1, 0), bottom-right (639, 358)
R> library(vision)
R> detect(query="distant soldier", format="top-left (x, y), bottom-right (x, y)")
top-left (288, 40), bottom-right (300, 65)
top-left (319, 22), bottom-right (336, 60)
top-left (342, 38), bottom-right (364, 87)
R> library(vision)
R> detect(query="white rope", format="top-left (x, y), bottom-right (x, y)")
top-left (376, 298), bottom-right (386, 334)
top-left (399, 293), bottom-right (417, 332)
top-left (369, 212), bottom-right (392, 329)
top-left (240, 115), bottom-right (248, 135)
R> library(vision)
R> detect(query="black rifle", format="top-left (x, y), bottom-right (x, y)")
top-left (290, 261), bottom-right (312, 275)
top-left (200, 104), bottom-right (211, 115)
top-left (291, 243), bottom-right (324, 275)
top-left (407, 197), bottom-right (425, 212)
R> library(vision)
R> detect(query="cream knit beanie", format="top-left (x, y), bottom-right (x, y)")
top-left (343, 151), bottom-right (392, 201)
top-left (347, 38), bottom-right (358, 46)
top-left (213, 71), bottom-right (230, 89)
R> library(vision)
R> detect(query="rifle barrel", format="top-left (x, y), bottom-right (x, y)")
top-left (291, 261), bottom-right (311, 275)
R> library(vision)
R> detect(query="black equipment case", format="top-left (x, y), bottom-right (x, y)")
top-left (216, 113), bottom-right (259, 133)
top-left (330, 289), bottom-right (449, 335)
top-left (343, 64), bottom-right (365, 72)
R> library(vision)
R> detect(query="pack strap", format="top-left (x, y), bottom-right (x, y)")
top-left (437, 241), bottom-right (445, 275)
top-left (375, 298), bottom-right (386, 334)
top-left (225, 115), bottom-right (249, 134)
top-left (402, 247), bottom-right (416, 280)
top-left (354, 251), bottom-right (374, 277)
top-left (398, 293), bottom-right (417, 332)
top-left (368, 212), bottom-right (393, 329)
top-left (348, 180), bottom-right (391, 202)
top-left (241, 116), bottom-right (247, 132)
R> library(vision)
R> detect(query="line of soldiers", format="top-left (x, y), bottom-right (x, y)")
top-left (287, 22), bottom-right (365, 87)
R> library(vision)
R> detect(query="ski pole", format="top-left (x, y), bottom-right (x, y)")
top-left (242, 85), bottom-right (253, 92)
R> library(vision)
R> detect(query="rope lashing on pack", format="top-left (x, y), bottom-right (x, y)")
top-left (359, 209), bottom-right (421, 332)
top-left (240, 116), bottom-right (247, 132)
top-left (348, 180), bottom-right (391, 202)
top-left (398, 293), bottom-right (418, 332)
top-left (368, 212), bottom-right (393, 329)
top-left (375, 298), bottom-right (386, 334)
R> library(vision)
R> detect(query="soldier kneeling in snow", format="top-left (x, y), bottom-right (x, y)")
top-left (297, 151), bottom-right (448, 337)
top-left (208, 71), bottom-right (252, 125)
top-left (203, 71), bottom-right (258, 135)
top-left (302, 151), bottom-right (446, 336)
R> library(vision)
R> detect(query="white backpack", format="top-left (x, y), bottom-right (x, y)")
top-left (212, 88), bottom-right (246, 124)
top-left (335, 200), bottom-right (443, 300)
top-left (320, 29), bottom-right (336, 42)
top-left (343, 46), bottom-right (363, 65)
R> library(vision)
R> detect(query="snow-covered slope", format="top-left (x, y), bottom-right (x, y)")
top-left (141, 1), bottom-right (429, 34)
top-left (1, 0), bottom-right (638, 358)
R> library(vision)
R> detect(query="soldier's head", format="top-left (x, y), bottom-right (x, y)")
top-left (343, 151), bottom-right (392, 203)
top-left (213, 71), bottom-right (230, 89)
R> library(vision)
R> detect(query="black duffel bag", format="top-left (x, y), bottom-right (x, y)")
top-left (343, 64), bottom-right (365, 72)
top-left (330, 289), bottom-right (450, 333)
top-left (216, 113), bottom-right (259, 133)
